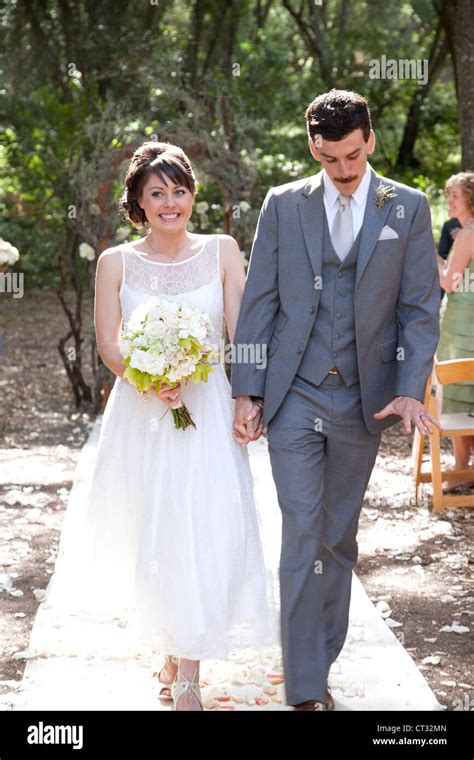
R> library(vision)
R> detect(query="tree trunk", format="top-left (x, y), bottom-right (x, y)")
top-left (438, 0), bottom-right (474, 169)
top-left (396, 20), bottom-right (449, 168)
top-left (57, 230), bottom-right (93, 409)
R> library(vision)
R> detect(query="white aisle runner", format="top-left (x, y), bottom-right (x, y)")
top-left (9, 419), bottom-right (442, 711)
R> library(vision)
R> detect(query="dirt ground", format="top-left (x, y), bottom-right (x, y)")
top-left (0, 289), bottom-right (472, 711)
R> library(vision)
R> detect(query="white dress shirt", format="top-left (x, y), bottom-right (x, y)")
top-left (322, 163), bottom-right (372, 240)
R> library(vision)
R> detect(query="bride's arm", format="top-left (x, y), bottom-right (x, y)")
top-left (94, 247), bottom-right (127, 378)
top-left (220, 234), bottom-right (263, 444)
top-left (220, 234), bottom-right (246, 344)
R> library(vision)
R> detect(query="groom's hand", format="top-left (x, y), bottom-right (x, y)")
top-left (233, 396), bottom-right (263, 446)
top-left (373, 396), bottom-right (441, 436)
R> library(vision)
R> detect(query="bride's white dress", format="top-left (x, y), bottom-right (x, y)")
top-left (43, 234), bottom-right (277, 661)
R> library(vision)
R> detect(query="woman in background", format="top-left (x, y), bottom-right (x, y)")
top-left (437, 171), bottom-right (474, 491)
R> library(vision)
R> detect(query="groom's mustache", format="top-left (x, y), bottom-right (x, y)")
top-left (334, 175), bottom-right (358, 184)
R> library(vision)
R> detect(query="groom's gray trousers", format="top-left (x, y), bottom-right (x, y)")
top-left (266, 370), bottom-right (381, 706)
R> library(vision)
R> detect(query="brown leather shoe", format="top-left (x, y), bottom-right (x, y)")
top-left (293, 688), bottom-right (335, 711)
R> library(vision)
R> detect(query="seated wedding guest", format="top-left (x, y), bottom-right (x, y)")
top-left (436, 171), bottom-right (474, 492)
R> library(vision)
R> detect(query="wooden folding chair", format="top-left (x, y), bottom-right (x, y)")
top-left (413, 358), bottom-right (474, 512)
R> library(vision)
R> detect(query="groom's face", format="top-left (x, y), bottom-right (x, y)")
top-left (309, 128), bottom-right (375, 196)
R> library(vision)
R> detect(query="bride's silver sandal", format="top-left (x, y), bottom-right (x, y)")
top-left (154, 654), bottom-right (178, 701)
top-left (171, 667), bottom-right (203, 711)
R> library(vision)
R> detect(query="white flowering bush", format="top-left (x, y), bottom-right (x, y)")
top-left (0, 240), bottom-right (20, 267)
top-left (79, 243), bottom-right (95, 262)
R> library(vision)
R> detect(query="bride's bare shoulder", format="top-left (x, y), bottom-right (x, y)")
top-left (98, 244), bottom-right (126, 264)
top-left (96, 245), bottom-right (124, 281)
top-left (98, 244), bottom-right (123, 261)
top-left (217, 234), bottom-right (240, 256)
top-left (218, 234), bottom-right (242, 263)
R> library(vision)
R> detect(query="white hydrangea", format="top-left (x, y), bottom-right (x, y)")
top-left (130, 349), bottom-right (166, 376)
top-left (144, 319), bottom-right (168, 340)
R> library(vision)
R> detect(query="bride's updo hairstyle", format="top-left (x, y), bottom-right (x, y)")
top-left (119, 141), bottom-right (197, 228)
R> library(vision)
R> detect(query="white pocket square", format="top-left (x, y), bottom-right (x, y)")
top-left (378, 225), bottom-right (399, 240)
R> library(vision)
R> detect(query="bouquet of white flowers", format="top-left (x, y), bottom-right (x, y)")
top-left (120, 298), bottom-right (217, 430)
top-left (0, 239), bottom-right (20, 267)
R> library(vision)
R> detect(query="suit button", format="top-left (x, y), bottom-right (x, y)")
top-left (337, 273), bottom-right (343, 279)
top-left (310, 305), bottom-right (316, 313)
top-left (335, 334), bottom-right (340, 339)
top-left (297, 347), bottom-right (303, 354)
top-left (336, 312), bottom-right (341, 318)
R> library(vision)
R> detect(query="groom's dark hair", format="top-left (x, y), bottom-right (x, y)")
top-left (305, 89), bottom-right (372, 143)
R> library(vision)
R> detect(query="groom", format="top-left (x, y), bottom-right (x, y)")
top-left (231, 90), bottom-right (440, 710)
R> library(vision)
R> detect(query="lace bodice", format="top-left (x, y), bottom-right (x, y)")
top-left (119, 235), bottom-right (226, 358)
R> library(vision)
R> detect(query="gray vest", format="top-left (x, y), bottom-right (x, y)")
top-left (296, 211), bottom-right (361, 387)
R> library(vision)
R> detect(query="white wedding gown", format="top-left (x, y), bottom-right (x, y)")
top-left (42, 234), bottom-right (278, 661)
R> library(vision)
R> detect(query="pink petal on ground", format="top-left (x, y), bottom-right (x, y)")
top-left (267, 674), bottom-right (284, 685)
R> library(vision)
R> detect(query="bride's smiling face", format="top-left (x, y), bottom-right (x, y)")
top-left (138, 172), bottom-right (195, 232)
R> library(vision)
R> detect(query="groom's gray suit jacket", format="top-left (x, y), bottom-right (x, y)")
top-left (231, 167), bottom-right (440, 434)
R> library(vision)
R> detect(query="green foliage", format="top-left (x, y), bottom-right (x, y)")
top-left (0, 0), bottom-right (462, 286)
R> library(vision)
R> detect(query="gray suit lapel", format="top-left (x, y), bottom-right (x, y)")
top-left (297, 171), bottom-right (324, 278)
top-left (355, 168), bottom-right (395, 288)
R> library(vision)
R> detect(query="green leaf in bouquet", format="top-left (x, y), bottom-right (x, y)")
top-left (201, 364), bottom-right (215, 381)
top-left (151, 375), bottom-right (168, 393)
top-left (123, 366), bottom-right (152, 392)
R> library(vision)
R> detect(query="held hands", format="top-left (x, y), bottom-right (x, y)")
top-left (233, 396), bottom-right (264, 446)
top-left (374, 395), bottom-right (441, 436)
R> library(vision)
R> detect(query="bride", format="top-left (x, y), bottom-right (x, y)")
top-left (45, 141), bottom-right (277, 710)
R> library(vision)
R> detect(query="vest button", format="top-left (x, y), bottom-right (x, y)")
top-left (337, 273), bottom-right (343, 278)
top-left (336, 312), bottom-right (341, 318)
top-left (335, 334), bottom-right (340, 339)
top-left (309, 305), bottom-right (316, 313)
top-left (297, 347), bottom-right (303, 354)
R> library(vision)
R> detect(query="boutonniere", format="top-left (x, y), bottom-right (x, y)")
top-left (375, 182), bottom-right (397, 209)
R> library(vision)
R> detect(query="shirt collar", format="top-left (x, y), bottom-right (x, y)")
top-left (322, 163), bottom-right (372, 208)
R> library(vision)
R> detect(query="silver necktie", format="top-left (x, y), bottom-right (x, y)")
top-left (331, 193), bottom-right (354, 261)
